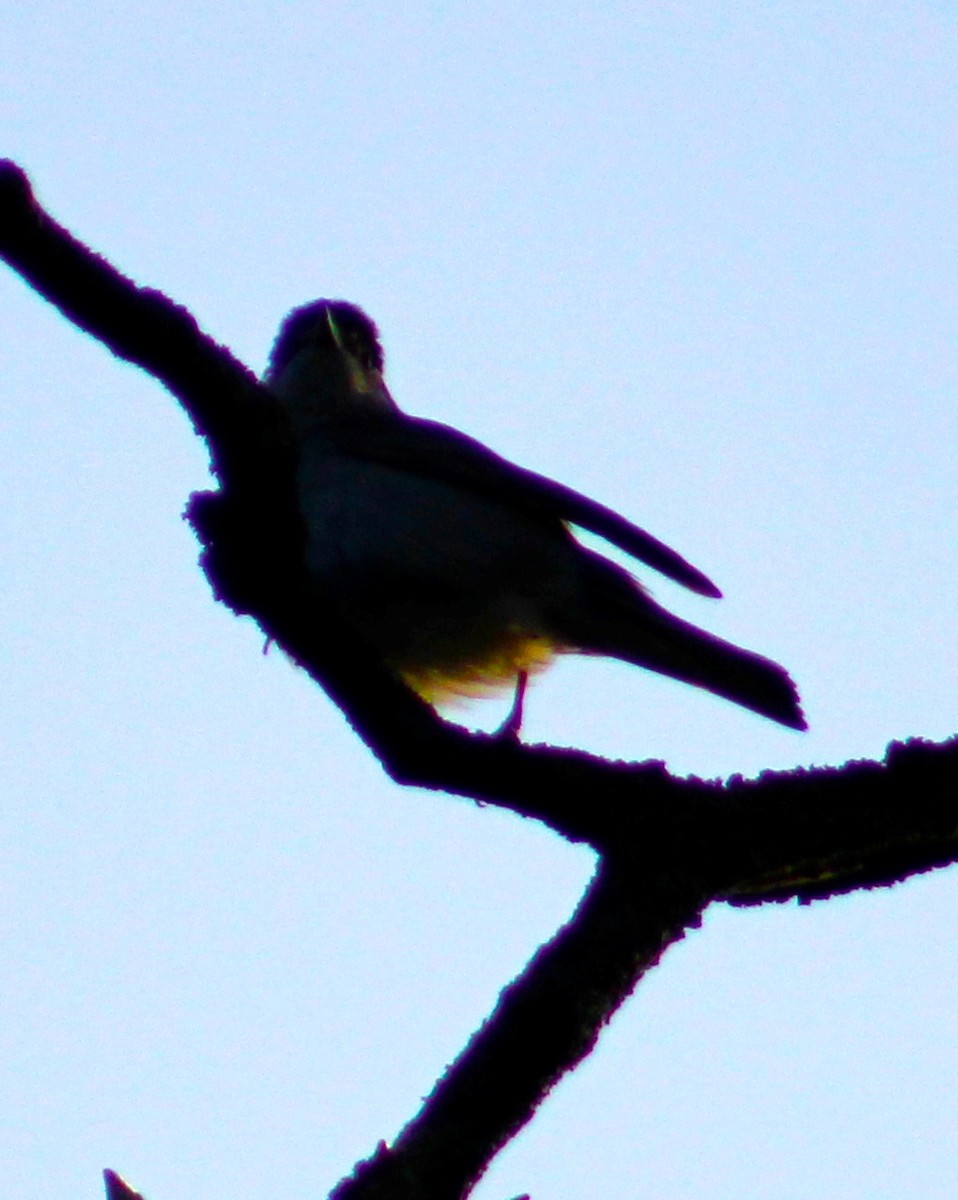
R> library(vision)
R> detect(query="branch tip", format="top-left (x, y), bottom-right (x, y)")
top-left (103, 1169), bottom-right (146, 1200)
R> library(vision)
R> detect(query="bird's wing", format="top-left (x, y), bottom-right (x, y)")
top-left (321, 414), bottom-right (722, 598)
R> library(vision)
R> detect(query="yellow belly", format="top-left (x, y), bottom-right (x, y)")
top-left (391, 626), bottom-right (559, 706)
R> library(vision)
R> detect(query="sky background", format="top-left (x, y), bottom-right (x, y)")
top-left (3, 4), bottom-right (958, 1198)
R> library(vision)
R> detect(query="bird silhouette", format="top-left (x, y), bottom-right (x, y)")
top-left (264, 300), bottom-right (806, 732)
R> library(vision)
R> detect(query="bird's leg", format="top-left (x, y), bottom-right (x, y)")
top-left (496, 670), bottom-right (528, 740)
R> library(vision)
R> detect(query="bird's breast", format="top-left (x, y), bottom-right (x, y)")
top-left (295, 442), bottom-right (579, 702)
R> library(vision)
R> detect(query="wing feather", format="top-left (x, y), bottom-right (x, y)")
top-left (321, 414), bottom-right (722, 598)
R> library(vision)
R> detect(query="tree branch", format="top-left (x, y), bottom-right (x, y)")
top-left (103, 1170), bottom-right (146, 1200)
top-left (3, 161), bottom-right (956, 1199)
top-left (331, 858), bottom-right (705, 1200)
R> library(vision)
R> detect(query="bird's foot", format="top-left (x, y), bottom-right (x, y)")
top-left (495, 671), bottom-right (528, 740)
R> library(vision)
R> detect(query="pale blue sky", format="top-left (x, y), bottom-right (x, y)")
top-left (3, 5), bottom-right (958, 1198)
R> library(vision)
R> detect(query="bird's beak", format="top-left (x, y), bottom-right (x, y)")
top-left (324, 305), bottom-right (346, 353)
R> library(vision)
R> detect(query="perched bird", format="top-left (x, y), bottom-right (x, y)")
top-left (264, 300), bottom-right (806, 732)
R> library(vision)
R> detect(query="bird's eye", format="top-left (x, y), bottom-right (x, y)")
top-left (345, 335), bottom-right (375, 370)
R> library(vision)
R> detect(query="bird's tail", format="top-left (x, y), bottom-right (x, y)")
top-left (566, 582), bottom-right (806, 730)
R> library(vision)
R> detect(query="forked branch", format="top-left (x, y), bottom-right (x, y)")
top-left (2, 161), bottom-right (956, 1200)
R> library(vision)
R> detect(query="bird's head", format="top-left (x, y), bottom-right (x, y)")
top-left (264, 299), bottom-right (397, 427)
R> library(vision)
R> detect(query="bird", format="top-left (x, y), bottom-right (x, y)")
top-left (263, 299), bottom-right (806, 733)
